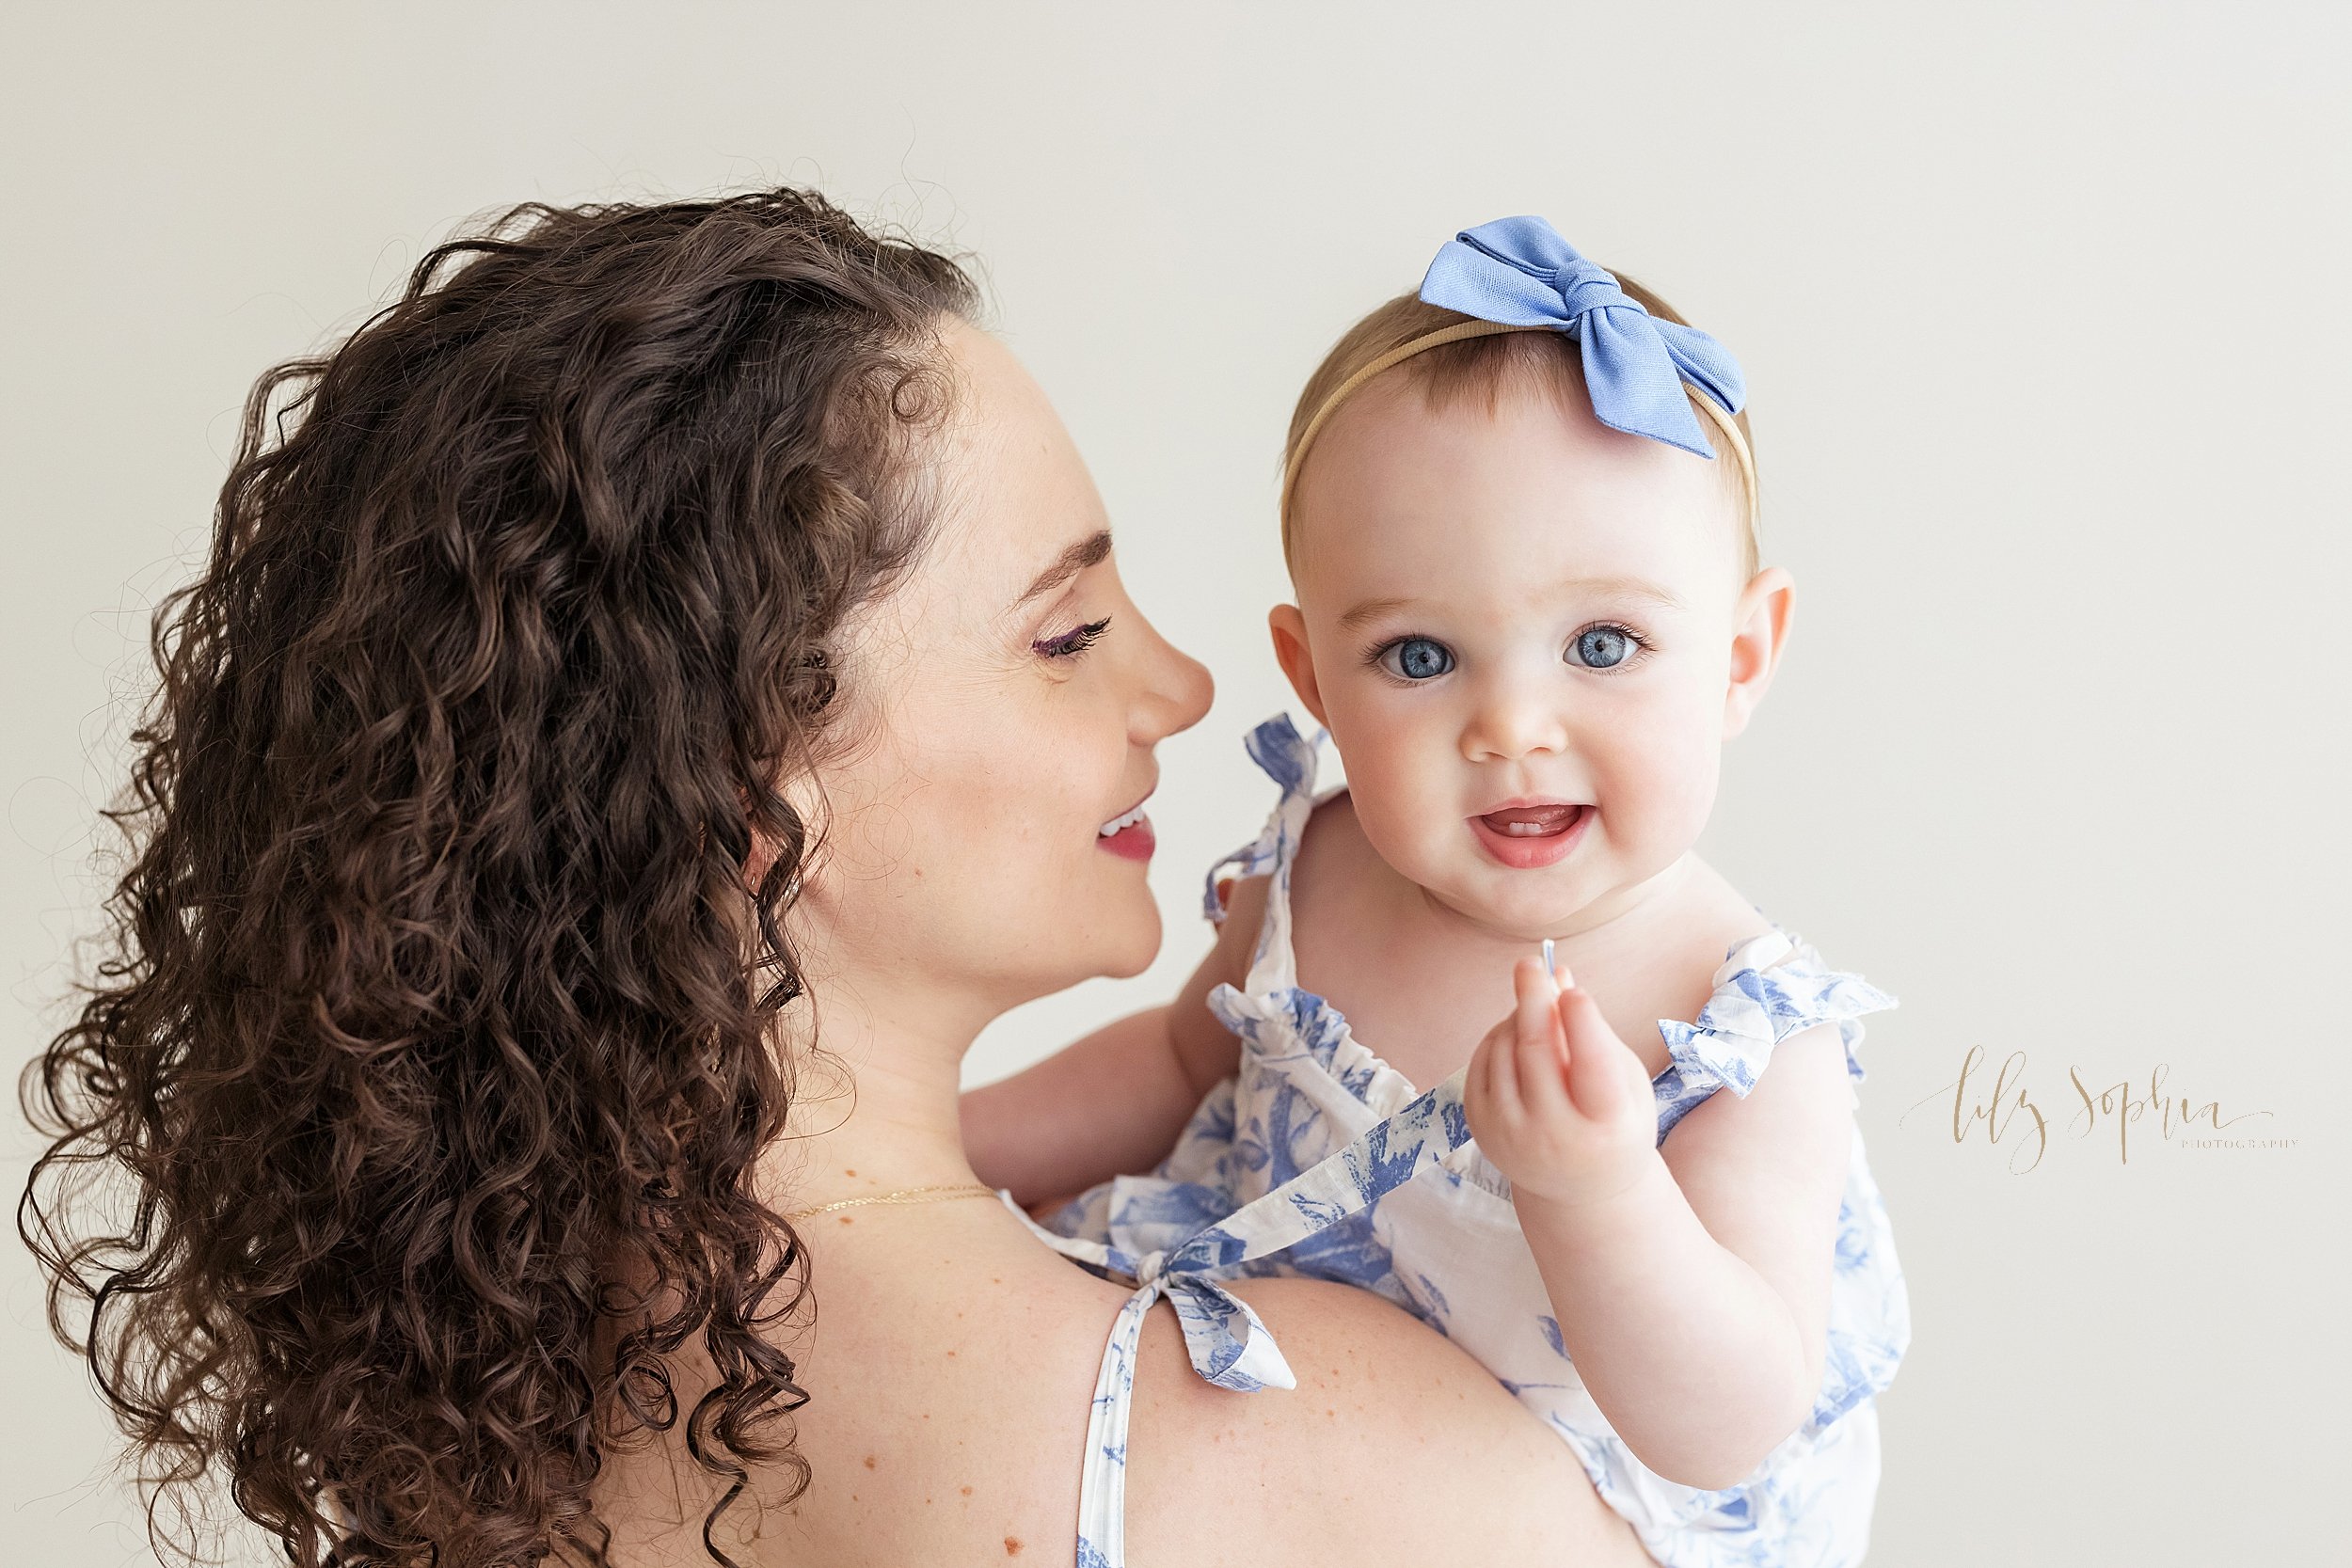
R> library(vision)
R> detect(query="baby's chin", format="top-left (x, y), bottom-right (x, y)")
top-left (1419, 871), bottom-right (1597, 945)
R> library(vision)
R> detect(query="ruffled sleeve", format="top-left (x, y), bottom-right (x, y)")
top-left (1651, 929), bottom-right (1897, 1139)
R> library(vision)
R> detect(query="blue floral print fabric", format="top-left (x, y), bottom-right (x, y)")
top-left (1024, 715), bottom-right (1912, 1567)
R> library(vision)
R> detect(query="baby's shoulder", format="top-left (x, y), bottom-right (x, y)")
top-left (1290, 784), bottom-right (1386, 896)
top-left (1209, 784), bottom-right (1379, 920)
top-left (1642, 865), bottom-right (1790, 1022)
top-left (1287, 788), bottom-right (1407, 955)
top-left (1653, 882), bottom-right (1899, 1105)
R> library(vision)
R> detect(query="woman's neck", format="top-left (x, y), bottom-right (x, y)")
top-left (758, 964), bottom-right (987, 1214)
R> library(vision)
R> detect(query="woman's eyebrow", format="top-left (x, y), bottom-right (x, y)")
top-left (1012, 529), bottom-right (1113, 609)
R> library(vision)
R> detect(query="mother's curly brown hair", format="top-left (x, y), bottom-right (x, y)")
top-left (19, 189), bottom-right (977, 1567)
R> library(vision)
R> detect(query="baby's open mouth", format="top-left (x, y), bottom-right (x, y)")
top-left (1476, 803), bottom-right (1584, 838)
top-left (1467, 801), bottom-right (1590, 869)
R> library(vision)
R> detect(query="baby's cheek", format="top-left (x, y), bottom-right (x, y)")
top-left (1343, 738), bottom-right (1459, 872)
top-left (1595, 710), bottom-right (1722, 859)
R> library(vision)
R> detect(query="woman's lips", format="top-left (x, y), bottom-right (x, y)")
top-left (1098, 796), bottom-right (1155, 863)
top-left (1468, 802), bottom-right (1590, 869)
top-left (1099, 817), bottom-right (1155, 861)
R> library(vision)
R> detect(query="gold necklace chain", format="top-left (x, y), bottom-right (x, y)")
top-left (786, 1182), bottom-right (998, 1222)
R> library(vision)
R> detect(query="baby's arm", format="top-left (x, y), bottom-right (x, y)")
top-left (1464, 958), bottom-right (1852, 1492)
top-left (960, 876), bottom-right (1263, 1207)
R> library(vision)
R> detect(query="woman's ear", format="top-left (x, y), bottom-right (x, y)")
top-left (1723, 566), bottom-right (1795, 739)
top-left (1268, 604), bottom-right (1328, 726)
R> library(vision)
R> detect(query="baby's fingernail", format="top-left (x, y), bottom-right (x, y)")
top-left (1541, 938), bottom-right (1556, 977)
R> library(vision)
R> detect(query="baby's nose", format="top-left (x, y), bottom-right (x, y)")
top-left (1459, 681), bottom-right (1569, 763)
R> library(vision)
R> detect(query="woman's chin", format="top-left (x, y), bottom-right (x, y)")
top-left (1094, 902), bottom-right (1163, 981)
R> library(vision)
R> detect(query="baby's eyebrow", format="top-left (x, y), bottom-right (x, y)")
top-left (1570, 575), bottom-right (1687, 610)
top-left (1336, 577), bottom-right (1685, 632)
top-left (1337, 595), bottom-right (1415, 632)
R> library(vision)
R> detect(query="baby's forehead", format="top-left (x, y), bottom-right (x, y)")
top-left (1287, 371), bottom-right (1750, 601)
top-left (1292, 544), bottom-right (1724, 629)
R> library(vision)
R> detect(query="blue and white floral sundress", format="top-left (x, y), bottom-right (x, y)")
top-left (1012, 715), bottom-right (1911, 1568)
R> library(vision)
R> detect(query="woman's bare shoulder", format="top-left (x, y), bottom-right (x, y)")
top-left (605, 1225), bottom-right (1645, 1566)
top-left (596, 1216), bottom-right (1135, 1568)
top-left (1126, 1275), bottom-right (1648, 1565)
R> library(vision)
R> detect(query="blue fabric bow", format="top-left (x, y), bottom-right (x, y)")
top-left (1418, 215), bottom-right (1745, 460)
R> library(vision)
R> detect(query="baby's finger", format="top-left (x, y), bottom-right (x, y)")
top-left (1465, 1022), bottom-right (1496, 1112)
top-left (1481, 1009), bottom-right (1521, 1116)
top-left (1514, 954), bottom-right (1563, 1031)
top-left (1512, 957), bottom-right (1575, 1121)
top-left (1558, 986), bottom-right (1629, 1121)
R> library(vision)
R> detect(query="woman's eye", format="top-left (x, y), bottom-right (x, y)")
top-left (1568, 626), bottom-right (1639, 669)
top-left (1378, 637), bottom-right (1455, 681)
top-left (1035, 616), bottom-right (1112, 659)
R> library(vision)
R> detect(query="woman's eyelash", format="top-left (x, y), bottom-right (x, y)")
top-left (1034, 615), bottom-right (1113, 659)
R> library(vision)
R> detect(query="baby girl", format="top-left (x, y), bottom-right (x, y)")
top-left (964, 216), bottom-right (1909, 1567)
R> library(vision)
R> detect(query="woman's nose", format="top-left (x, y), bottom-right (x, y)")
top-left (1133, 619), bottom-right (1214, 743)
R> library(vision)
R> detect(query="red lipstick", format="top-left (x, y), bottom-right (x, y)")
top-left (1099, 816), bottom-right (1155, 862)
top-left (1098, 791), bottom-right (1156, 863)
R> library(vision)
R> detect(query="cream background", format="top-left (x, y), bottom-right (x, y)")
top-left (4, 5), bottom-right (2345, 1563)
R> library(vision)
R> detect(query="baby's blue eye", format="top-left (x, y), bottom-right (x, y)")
top-left (1380, 637), bottom-right (1455, 681)
top-left (1569, 626), bottom-right (1637, 669)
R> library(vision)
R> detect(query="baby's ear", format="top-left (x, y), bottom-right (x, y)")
top-left (1723, 567), bottom-right (1795, 738)
top-left (1267, 604), bottom-right (1329, 726)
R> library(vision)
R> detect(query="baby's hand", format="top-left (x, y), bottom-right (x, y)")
top-left (1464, 956), bottom-right (1659, 1206)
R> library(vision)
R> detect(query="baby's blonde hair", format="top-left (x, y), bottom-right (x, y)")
top-left (1280, 277), bottom-right (1760, 580)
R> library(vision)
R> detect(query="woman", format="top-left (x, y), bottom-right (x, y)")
top-left (22, 189), bottom-right (1652, 1567)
